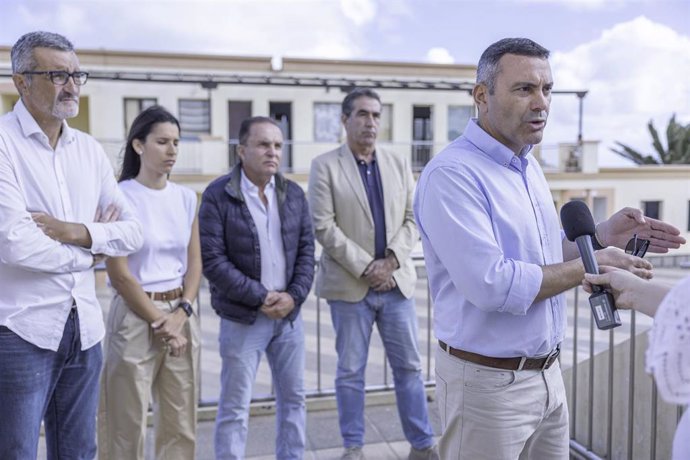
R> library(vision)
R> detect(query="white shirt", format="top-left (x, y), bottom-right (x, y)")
top-left (0, 100), bottom-right (143, 351)
top-left (646, 275), bottom-right (690, 460)
top-left (240, 169), bottom-right (286, 291)
top-left (118, 179), bottom-right (196, 291)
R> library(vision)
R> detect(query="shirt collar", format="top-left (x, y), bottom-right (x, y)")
top-left (240, 168), bottom-right (275, 194)
top-left (14, 99), bottom-right (76, 144)
top-left (350, 147), bottom-right (377, 165)
top-left (463, 118), bottom-right (533, 169)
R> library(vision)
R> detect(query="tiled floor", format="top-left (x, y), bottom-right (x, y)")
top-left (198, 396), bottom-right (441, 459)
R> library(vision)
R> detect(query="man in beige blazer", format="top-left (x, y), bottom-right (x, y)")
top-left (308, 88), bottom-right (438, 460)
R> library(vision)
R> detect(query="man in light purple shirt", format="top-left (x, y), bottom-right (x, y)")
top-left (0, 32), bottom-right (143, 459)
top-left (414, 38), bottom-right (685, 459)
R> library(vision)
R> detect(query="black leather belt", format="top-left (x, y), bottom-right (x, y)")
top-left (439, 340), bottom-right (560, 371)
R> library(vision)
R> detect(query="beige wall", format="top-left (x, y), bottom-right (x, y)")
top-left (549, 167), bottom-right (690, 254)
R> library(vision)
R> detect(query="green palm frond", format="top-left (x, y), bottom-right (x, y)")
top-left (611, 114), bottom-right (690, 165)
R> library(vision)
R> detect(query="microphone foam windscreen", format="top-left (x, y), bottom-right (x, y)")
top-left (560, 200), bottom-right (596, 242)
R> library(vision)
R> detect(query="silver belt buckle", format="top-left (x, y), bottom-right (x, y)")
top-left (542, 346), bottom-right (560, 371)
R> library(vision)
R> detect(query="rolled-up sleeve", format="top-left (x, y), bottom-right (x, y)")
top-left (417, 166), bottom-right (542, 315)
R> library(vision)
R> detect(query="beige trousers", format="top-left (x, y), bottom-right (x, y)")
top-left (435, 346), bottom-right (569, 460)
top-left (98, 294), bottom-right (200, 460)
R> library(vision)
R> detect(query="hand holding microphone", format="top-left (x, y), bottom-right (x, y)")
top-left (561, 201), bottom-right (622, 330)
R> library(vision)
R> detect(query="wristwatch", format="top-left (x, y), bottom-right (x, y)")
top-left (592, 224), bottom-right (607, 250)
top-left (177, 299), bottom-right (193, 317)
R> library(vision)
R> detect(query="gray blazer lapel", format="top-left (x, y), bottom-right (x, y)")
top-left (338, 145), bottom-right (374, 225)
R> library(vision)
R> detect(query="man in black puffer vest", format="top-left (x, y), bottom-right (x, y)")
top-left (199, 116), bottom-right (315, 460)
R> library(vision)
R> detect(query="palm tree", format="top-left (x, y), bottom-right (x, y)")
top-left (611, 114), bottom-right (690, 165)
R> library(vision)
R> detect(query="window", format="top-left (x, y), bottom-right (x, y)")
top-left (447, 105), bottom-right (473, 140)
top-left (412, 106), bottom-right (433, 171)
top-left (379, 104), bottom-right (393, 142)
top-left (228, 101), bottom-right (252, 166)
top-left (314, 103), bottom-right (341, 142)
top-left (178, 99), bottom-right (210, 138)
top-left (642, 201), bottom-right (662, 220)
top-left (592, 196), bottom-right (608, 224)
top-left (270, 102), bottom-right (292, 170)
top-left (124, 98), bottom-right (156, 135)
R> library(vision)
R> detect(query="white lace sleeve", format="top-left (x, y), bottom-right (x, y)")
top-left (645, 275), bottom-right (690, 405)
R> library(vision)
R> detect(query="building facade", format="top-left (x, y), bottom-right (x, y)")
top-left (1, 47), bottom-right (688, 252)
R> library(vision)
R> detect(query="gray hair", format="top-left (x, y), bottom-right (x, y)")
top-left (11, 31), bottom-right (75, 74)
top-left (476, 38), bottom-right (550, 94)
top-left (341, 88), bottom-right (381, 118)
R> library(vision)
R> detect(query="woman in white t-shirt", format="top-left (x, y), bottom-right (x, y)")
top-left (584, 267), bottom-right (689, 460)
top-left (98, 106), bottom-right (201, 460)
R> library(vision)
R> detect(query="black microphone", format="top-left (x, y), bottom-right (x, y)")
top-left (561, 201), bottom-right (622, 330)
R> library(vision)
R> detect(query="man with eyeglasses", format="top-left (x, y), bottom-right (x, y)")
top-left (0, 31), bottom-right (143, 458)
top-left (414, 37), bottom-right (686, 459)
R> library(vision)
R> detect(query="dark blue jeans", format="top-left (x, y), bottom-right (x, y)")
top-left (0, 309), bottom-right (102, 460)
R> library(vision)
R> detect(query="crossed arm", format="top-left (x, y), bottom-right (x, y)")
top-left (31, 204), bottom-right (121, 266)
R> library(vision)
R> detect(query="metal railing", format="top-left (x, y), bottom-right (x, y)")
top-left (191, 254), bottom-right (689, 458)
top-left (195, 256), bottom-right (436, 407)
top-left (566, 254), bottom-right (688, 459)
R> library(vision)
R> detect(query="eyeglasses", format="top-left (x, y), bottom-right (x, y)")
top-left (625, 233), bottom-right (650, 258)
top-left (21, 70), bottom-right (89, 86)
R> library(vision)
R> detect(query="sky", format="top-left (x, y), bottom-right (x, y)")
top-left (1, 0), bottom-right (689, 166)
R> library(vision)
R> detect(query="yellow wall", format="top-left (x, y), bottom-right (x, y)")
top-left (0, 93), bottom-right (90, 133)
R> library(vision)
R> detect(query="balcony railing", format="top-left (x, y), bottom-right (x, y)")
top-left (95, 253), bottom-right (689, 457)
top-left (98, 138), bottom-right (469, 177)
top-left (178, 254), bottom-right (690, 459)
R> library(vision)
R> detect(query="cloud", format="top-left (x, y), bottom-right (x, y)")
top-left (523, 0), bottom-right (634, 10)
top-left (426, 47), bottom-right (455, 64)
top-left (340, 0), bottom-right (377, 26)
top-left (1, 0), bottom-right (364, 60)
top-left (548, 16), bottom-right (690, 166)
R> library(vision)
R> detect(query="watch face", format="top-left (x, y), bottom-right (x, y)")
top-left (179, 301), bottom-right (193, 317)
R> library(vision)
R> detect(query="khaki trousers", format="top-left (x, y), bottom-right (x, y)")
top-left (98, 294), bottom-right (200, 460)
top-left (435, 346), bottom-right (569, 460)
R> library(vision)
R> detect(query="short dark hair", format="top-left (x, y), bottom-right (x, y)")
top-left (238, 116), bottom-right (281, 145)
top-left (11, 31), bottom-right (74, 74)
top-left (119, 106), bottom-right (180, 182)
top-left (341, 88), bottom-right (381, 118)
top-left (477, 38), bottom-right (550, 93)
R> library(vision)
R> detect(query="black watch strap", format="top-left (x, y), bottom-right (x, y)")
top-left (591, 232), bottom-right (606, 250)
top-left (177, 300), bottom-right (193, 317)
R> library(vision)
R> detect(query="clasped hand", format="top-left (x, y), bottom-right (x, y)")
top-left (362, 255), bottom-right (398, 291)
top-left (260, 291), bottom-right (295, 319)
top-left (151, 309), bottom-right (188, 357)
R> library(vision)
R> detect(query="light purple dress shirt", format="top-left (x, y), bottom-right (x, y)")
top-left (414, 119), bottom-right (565, 358)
